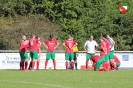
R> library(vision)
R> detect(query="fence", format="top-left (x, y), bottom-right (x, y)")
top-left (0, 50), bottom-right (133, 69)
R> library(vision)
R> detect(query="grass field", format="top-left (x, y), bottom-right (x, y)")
top-left (0, 69), bottom-right (133, 88)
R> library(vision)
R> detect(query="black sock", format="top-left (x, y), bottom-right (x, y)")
top-left (75, 63), bottom-right (77, 69)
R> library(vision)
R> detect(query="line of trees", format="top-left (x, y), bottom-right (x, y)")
top-left (0, 0), bottom-right (133, 50)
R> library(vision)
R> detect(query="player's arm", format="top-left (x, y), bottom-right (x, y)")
top-left (27, 41), bottom-right (30, 51)
top-left (83, 41), bottom-right (87, 52)
top-left (63, 42), bottom-right (69, 49)
top-left (102, 48), bottom-right (106, 53)
top-left (110, 39), bottom-right (115, 50)
top-left (63, 43), bottom-right (67, 49)
top-left (76, 43), bottom-right (78, 45)
top-left (100, 44), bottom-right (106, 54)
top-left (38, 41), bottom-right (41, 51)
top-left (73, 42), bottom-right (78, 47)
top-left (42, 42), bottom-right (48, 49)
top-left (55, 41), bottom-right (59, 50)
top-left (90, 58), bottom-right (94, 67)
top-left (71, 42), bottom-right (77, 49)
top-left (39, 41), bottom-right (41, 46)
top-left (83, 45), bottom-right (87, 52)
top-left (111, 41), bottom-right (115, 49)
top-left (90, 60), bottom-right (93, 66)
top-left (95, 41), bottom-right (98, 52)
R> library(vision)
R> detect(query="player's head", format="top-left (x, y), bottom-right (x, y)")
top-left (71, 37), bottom-right (74, 40)
top-left (36, 36), bottom-right (40, 40)
top-left (99, 36), bottom-right (104, 41)
top-left (22, 35), bottom-right (26, 40)
top-left (68, 35), bottom-right (72, 40)
top-left (49, 35), bottom-right (54, 40)
top-left (89, 35), bottom-right (93, 41)
top-left (106, 34), bottom-right (110, 39)
top-left (102, 34), bottom-right (106, 40)
top-left (31, 34), bottom-right (35, 38)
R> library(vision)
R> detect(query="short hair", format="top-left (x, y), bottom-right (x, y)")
top-left (99, 36), bottom-right (103, 39)
top-left (71, 37), bottom-right (74, 39)
top-left (31, 34), bottom-right (35, 37)
top-left (49, 35), bottom-right (54, 38)
top-left (36, 36), bottom-right (39, 38)
top-left (90, 35), bottom-right (93, 38)
top-left (22, 35), bottom-right (26, 37)
top-left (102, 34), bottom-right (107, 38)
top-left (68, 35), bottom-right (72, 39)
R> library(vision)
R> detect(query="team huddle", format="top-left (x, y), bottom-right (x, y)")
top-left (19, 34), bottom-right (120, 71)
top-left (84, 35), bottom-right (120, 71)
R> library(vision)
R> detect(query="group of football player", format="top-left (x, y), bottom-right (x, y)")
top-left (84, 35), bottom-right (120, 71)
top-left (19, 34), bottom-right (120, 71)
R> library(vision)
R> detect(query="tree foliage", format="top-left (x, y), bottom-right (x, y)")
top-left (0, 0), bottom-right (133, 50)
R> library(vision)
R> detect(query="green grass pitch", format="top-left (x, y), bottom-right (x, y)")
top-left (0, 69), bottom-right (133, 88)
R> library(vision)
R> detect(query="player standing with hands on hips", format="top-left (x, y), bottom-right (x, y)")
top-left (63, 35), bottom-right (77, 70)
top-left (43, 35), bottom-right (59, 70)
top-left (84, 35), bottom-right (98, 70)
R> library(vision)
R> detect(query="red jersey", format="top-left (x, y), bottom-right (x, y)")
top-left (104, 39), bottom-right (110, 53)
top-left (44, 39), bottom-right (58, 52)
top-left (29, 38), bottom-right (38, 51)
top-left (90, 55), bottom-right (101, 63)
top-left (113, 55), bottom-right (120, 63)
top-left (100, 41), bottom-right (106, 56)
top-left (19, 40), bottom-right (29, 51)
top-left (64, 39), bottom-right (76, 53)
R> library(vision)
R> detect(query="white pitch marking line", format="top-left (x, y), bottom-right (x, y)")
top-left (89, 80), bottom-right (133, 84)
top-left (0, 80), bottom-right (74, 88)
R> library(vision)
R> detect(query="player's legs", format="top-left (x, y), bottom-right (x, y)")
top-left (30, 51), bottom-right (34, 70)
top-left (86, 53), bottom-right (95, 69)
top-left (28, 60), bottom-right (32, 70)
top-left (109, 51), bottom-right (116, 70)
top-left (102, 61), bottom-right (110, 71)
top-left (105, 53), bottom-right (110, 70)
top-left (97, 63), bottom-right (105, 71)
top-left (92, 62), bottom-right (96, 68)
top-left (114, 62), bottom-right (120, 70)
top-left (74, 52), bottom-right (78, 69)
top-left (19, 51), bottom-right (25, 70)
top-left (24, 52), bottom-right (29, 70)
top-left (31, 51), bottom-right (38, 70)
top-left (103, 54), bottom-right (110, 71)
top-left (116, 62), bottom-right (120, 67)
top-left (45, 52), bottom-right (51, 69)
top-left (86, 53), bottom-right (91, 69)
top-left (95, 59), bottom-right (104, 70)
top-left (51, 52), bottom-right (56, 69)
top-left (36, 53), bottom-right (40, 70)
top-left (68, 58), bottom-right (72, 69)
top-left (19, 51), bottom-right (23, 70)
top-left (105, 53), bottom-right (109, 61)
top-left (109, 51), bottom-right (114, 60)
top-left (110, 60), bottom-right (118, 70)
top-left (65, 53), bottom-right (70, 70)
top-left (70, 53), bottom-right (74, 70)
top-left (95, 55), bottom-right (105, 70)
